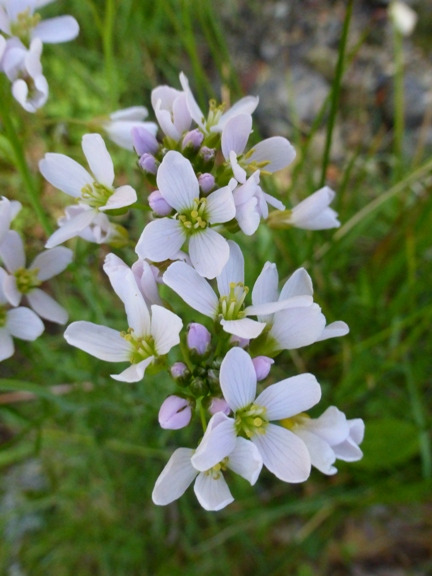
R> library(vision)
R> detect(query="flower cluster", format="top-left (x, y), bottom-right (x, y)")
top-left (35, 72), bottom-right (363, 510)
top-left (0, 196), bottom-right (72, 360)
top-left (0, 0), bottom-right (79, 112)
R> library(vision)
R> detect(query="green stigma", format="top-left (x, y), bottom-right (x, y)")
top-left (121, 328), bottom-right (157, 364)
top-left (178, 198), bottom-right (208, 234)
top-left (14, 267), bottom-right (41, 294)
top-left (81, 182), bottom-right (113, 209)
top-left (235, 404), bottom-right (268, 439)
top-left (218, 281), bottom-right (249, 321)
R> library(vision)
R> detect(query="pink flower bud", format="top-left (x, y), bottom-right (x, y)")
top-left (198, 173), bottom-right (215, 195)
top-left (209, 398), bottom-right (230, 416)
top-left (187, 323), bottom-right (211, 357)
top-left (149, 190), bottom-right (173, 216)
top-left (132, 126), bottom-right (159, 155)
top-left (138, 153), bottom-right (158, 174)
top-left (182, 129), bottom-right (204, 150)
top-left (158, 395), bottom-right (193, 429)
top-left (170, 362), bottom-right (190, 382)
top-left (252, 356), bottom-right (274, 381)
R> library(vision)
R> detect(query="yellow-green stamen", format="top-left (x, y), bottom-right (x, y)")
top-left (204, 457), bottom-right (229, 480)
top-left (178, 198), bottom-right (208, 234)
top-left (218, 281), bottom-right (249, 321)
top-left (10, 9), bottom-right (41, 46)
top-left (280, 413), bottom-right (310, 431)
top-left (235, 404), bottom-right (268, 439)
top-left (14, 267), bottom-right (41, 294)
top-left (81, 182), bottom-right (113, 209)
top-left (121, 328), bottom-right (157, 364)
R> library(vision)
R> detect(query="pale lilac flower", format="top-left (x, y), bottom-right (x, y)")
top-left (163, 241), bottom-right (312, 340)
top-left (152, 413), bottom-right (262, 511)
top-left (2, 37), bottom-right (48, 112)
top-left (40, 134), bottom-right (137, 248)
top-left (0, 1), bottom-right (79, 46)
top-left (198, 173), bottom-right (215, 195)
top-left (57, 205), bottom-right (126, 246)
top-left (179, 72), bottom-right (259, 134)
top-left (148, 190), bottom-right (172, 216)
top-left (158, 395), bottom-right (193, 430)
top-left (170, 361), bottom-right (189, 383)
top-left (268, 187), bottom-right (340, 231)
top-left (0, 196), bottom-right (21, 247)
top-left (191, 348), bottom-right (321, 483)
top-left (64, 266), bottom-right (182, 382)
top-left (221, 113), bottom-right (296, 184)
top-left (283, 406), bottom-right (364, 475)
top-left (0, 268), bottom-right (44, 361)
top-left (138, 153), bottom-right (158, 175)
top-left (0, 230), bottom-right (72, 323)
top-left (136, 151), bottom-right (236, 279)
top-left (182, 128), bottom-right (204, 151)
top-left (102, 107), bottom-right (158, 151)
top-left (0, 33), bottom-right (6, 61)
top-left (187, 322), bottom-right (211, 357)
top-left (209, 397), bottom-right (230, 416)
top-left (151, 83), bottom-right (192, 142)
top-left (132, 125), bottom-right (159, 155)
top-left (251, 265), bottom-right (348, 354)
top-left (252, 356), bottom-right (274, 381)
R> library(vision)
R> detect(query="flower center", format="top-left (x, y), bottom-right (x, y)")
top-left (81, 182), bottom-right (113, 209)
top-left (204, 457), bottom-right (229, 480)
top-left (10, 9), bottom-right (41, 46)
top-left (14, 267), bottom-right (41, 294)
top-left (121, 328), bottom-right (157, 364)
top-left (280, 413), bottom-right (310, 431)
top-left (0, 306), bottom-right (7, 328)
top-left (235, 403), bottom-right (268, 439)
top-left (178, 198), bottom-right (208, 234)
top-left (218, 282), bottom-right (249, 321)
top-left (206, 99), bottom-right (225, 131)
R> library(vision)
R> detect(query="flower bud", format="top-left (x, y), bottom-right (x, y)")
top-left (230, 335), bottom-right (250, 348)
top-left (252, 356), bottom-right (274, 381)
top-left (138, 153), bottom-right (158, 174)
top-left (198, 172), bottom-right (215, 195)
top-left (197, 146), bottom-right (215, 171)
top-left (132, 126), bottom-right (159, 155)
top-left (158, 395), bottom-right (193, 430)
top-left (209, 398), bottom-right (230, 416)
top-left (148, 190), bottom-right (173, 216)
top-left (190, 377), bottom-right (209, 397)
top-left (187, 323), bottom-right (211, 359)
top-left (182, 129), bottom-right (204, 151)
top-left (170, 362), bottom-right (190, 387)
top-left (207, 368), bottom-right (220, 394)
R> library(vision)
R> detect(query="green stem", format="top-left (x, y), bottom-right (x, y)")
top-left (103, 0), bottom-right (117, 108)
top-left (0, 79), bottom-right (52, 235)
top-left (319, 0), bottom-right (354, 188)
top-left (199, 399), bottom-right (207, 433)
top-left (393, 26), bottom-right (405, 183)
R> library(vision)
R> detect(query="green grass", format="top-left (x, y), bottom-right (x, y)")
top-left (1, 0), bottom-right (431, 574)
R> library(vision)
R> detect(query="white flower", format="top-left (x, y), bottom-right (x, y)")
top-left (152, 413), bottom-right (263, 511)
top-left (221, 113), bottom-right (296, 184)
top-left (0, 230), bottom-right (72, 323)
top-left (389, 1), bottom-right (417, 36)
top-left (64, 266), bottom-right (182, 383)
top-left (151, 84), bottom-right (192, 142)
top-left (163, 240), bottom-right (312, 340)
top-left (179, 72), bottom-right (259, 134)
top-left (284, 407), bottom-right (365, 475)
top-left (57, 205), bottom-right (125, 246)
top-left (102, 107), bottom-right (158, 151)
top-left (251, 265), bottom-right (348, 354)
top-left (0, 268), bottom-right (44, 361)
top-left (0, 196), bottom-right (21, 247)
top-left (40, 134), bottom-right (137, 248)
top-left (0, 0), bottom-right (79, 46)
top-left (136, 151), bottom-right (236, 279)
top-left (2, 37), bottom-right (48, 112)
top-left (269, 186), bottom-right (340, 231)
top-left (191, 347), bottom-right (322, 483)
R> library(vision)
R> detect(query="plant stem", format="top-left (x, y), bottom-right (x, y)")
top-left (0, 80), bottom-right (52, 235)
top-left (393, 26), bottom-right (405, 183)
top-left (103, 0), bottom-right (117, 108)
top-left (319, 0), bottom-right (354, 188)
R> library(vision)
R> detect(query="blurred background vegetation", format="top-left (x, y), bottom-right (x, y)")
top-left (0, 0), bottom-right (431, 574)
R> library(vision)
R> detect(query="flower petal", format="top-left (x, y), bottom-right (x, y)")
top-left (248, 137), bottom-right (296, 172)
top-left (106, 268), bottom-right (150, 336)
top-left (0, 230), bottom-right (25, 272)
top-left (246, 295), bottom-right (313, 317)
top-left (64, 321), bottom-right (131, 362)
top-left (82, 134), bottom-right (114, 188)
top-left (32, 16), bottom-right (79, 43)
top-left (157, 151), bottom-right (198, 212)
top-left (206, 180), bottom-right (236, 224)
top-left (316, 321), bottom-right (349, 341)
top-left (7, 307), bottom-right (44, 341)
top-left (294, 429), bottom-right (337, 475)
top-left (269, 305), bottom-right (326, 351)
top-left (302, 406), bottom-right (349, 445)
top-left (111, 357), bottom-right (153, 383)
top-left (39, 153), bottom-right (93, 197)
top-left (194, 472), bottom-right (233, 511)
top-left (189, 229), bottom-right (229, 279)
top-left (252, 423), bottom-right (311, 483)
top-left (279, 268), bottom-right (313, 300)
top-left (251, 262), bottom-right (279, 309)
top-left (220, 347), bottom-right (257, 411)
top-left (179, 72), bottom-right (205, 131)
top-left (221, 113), bottom-right (252, 159)
top-left (163, 261), bottom-right (218, 317)
top-left (150, 305), bottom-right (182, 355)
top-left (220, 318), bottom-right (266, 340)
top-left (256, 373), bottom-right (321, 421)
top-left (216, 240), bottom-right (244, 297)
top-left (27, 288), bottom-right (68, 324)
top-left (30, 247), bottom-right (73, 281)
top-left (152, 448), bottom-right (197, 506)
top-left (2, 274), bottom-right (21, 306)
top-left (228, 437), bottom-right (263, 485)
top-left (217, 96), bottom-right (259, 131)
top-left (0, 327), bottom-right (14, 361)
top-left (136, 218), bottom-right (185, 262)
top-left (191, 413), bottom-right (237, 471)
top-left (45, 208), bottom-right (98, 248)
top-left (99, 185), bottom-right (137, 211)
